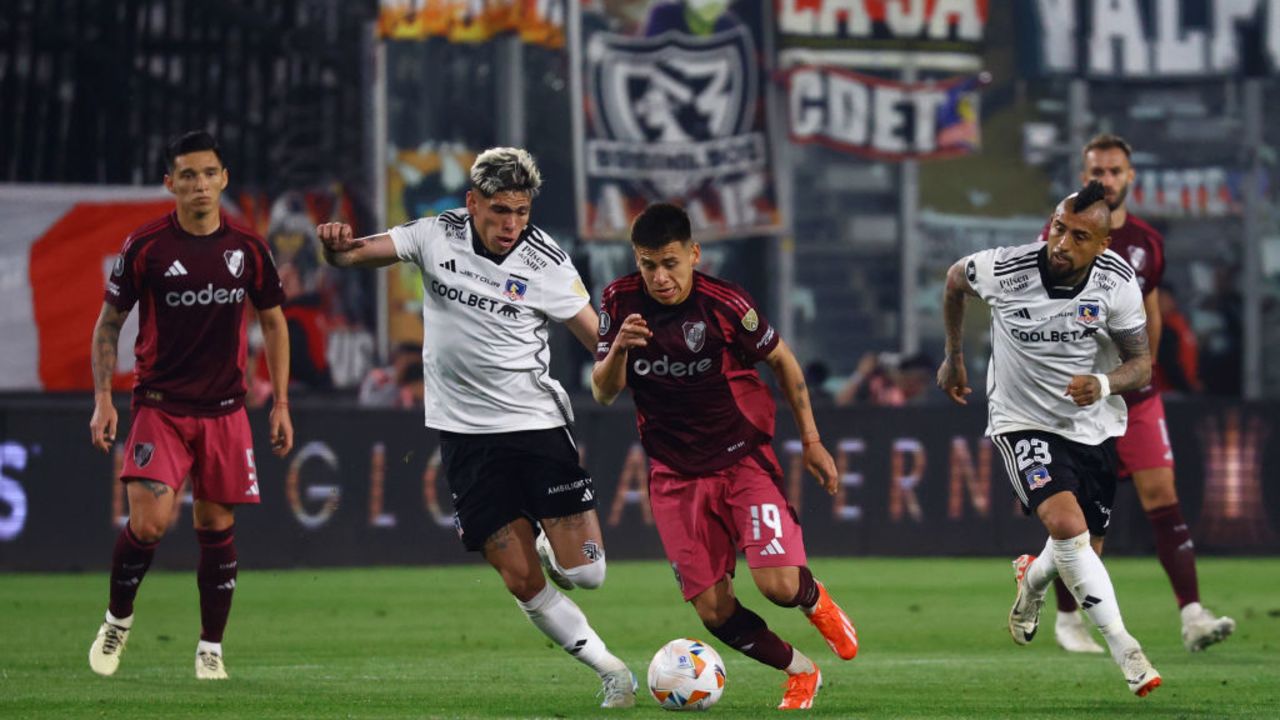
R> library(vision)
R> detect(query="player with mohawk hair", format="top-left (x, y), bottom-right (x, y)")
top-left (937, 181), bottom-right (1163, 697)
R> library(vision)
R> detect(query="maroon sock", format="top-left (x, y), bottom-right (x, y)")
top-left (196, 526), bottom-right (238, 643)
top-left (108, 524), bottom-right (158, 619)
top-left (1053, 578), bottom-right (1078, 613)
top-left (1147, 503), bottom-right (1200, 608)
top-left (705, 600), bottom-right (794, 670)
top-left (772, 566), bottom-right (819, 609)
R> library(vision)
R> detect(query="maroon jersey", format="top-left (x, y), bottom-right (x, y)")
top-left (1040, 213), bottom-right (1165, 402)
top-left (597, 271), bottom-right (781, 475)
top-left (105, 211), bottom-right (285, 416)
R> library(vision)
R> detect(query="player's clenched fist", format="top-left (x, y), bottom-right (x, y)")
top-left (614, 313), bottom-right (652, 351)
top-left (1064, 374), bottom-right (1103, 406)
top-left (315, 222), bottom-right (361, 253)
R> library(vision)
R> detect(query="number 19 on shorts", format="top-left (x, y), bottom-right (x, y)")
top-left (750, 504), bottom-right (783, 540)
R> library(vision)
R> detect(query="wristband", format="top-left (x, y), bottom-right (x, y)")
top-left (800, 432), bottom-right (821, 446)
top-left (1091, 373), bottom-right (1111, 399)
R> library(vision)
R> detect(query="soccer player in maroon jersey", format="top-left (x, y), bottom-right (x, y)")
top-left (1043, 134), bottom-right (1234, 654)
top-left (86, 131), bottom-right (294, 680)
top-left (592, 203), bottom-right (859, 710)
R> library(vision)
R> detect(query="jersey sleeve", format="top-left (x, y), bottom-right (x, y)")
top-left (723, 287), bottom-right (780, 363)
top-left (960, 247), bottom-right (1003, 303)
top-left (248, 237), bottom-right (286, 310)
top-left (104, 236), bottom-right (144, 312)
top-left (387, 216), bottom-right (439, 268)
top-left (541, 256), bottom-right (591, 322)
top-left (1147, 231), bottom-right (1166, 292)
top-left (595, 284), bottom-right (623, 361)
top-left (1108, 278), bottom-right (1147, 335)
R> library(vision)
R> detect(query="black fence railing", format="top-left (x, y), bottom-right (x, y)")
top-left (0, 0), bottom-right (375, 190)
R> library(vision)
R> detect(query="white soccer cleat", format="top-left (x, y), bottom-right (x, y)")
top-left (535, 530), bottom-right (574, 591)
top-left (1009, 554), bottom-right (1044, 645)
top-left (598, 668), bottom-right (637, 708)
top-left (196, 650), bottom-right (228, 680)
top-left (89, 620), bottom-right (131, 676)
top-left (1054, 610), bottom-right (1105, 654)
top-left (1121, 647), bottom-right (1162, 697)
top-left (1181, 603), bottom-right (1236, 652)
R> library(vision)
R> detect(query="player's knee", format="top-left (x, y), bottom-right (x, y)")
top-left (129, 517), bottom-right (170, 544)
top-left (562, 557), bottom-right (607, 589)
top-left (503, 570), bottom-right (547, 602)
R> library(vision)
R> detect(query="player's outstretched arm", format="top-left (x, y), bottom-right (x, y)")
top-left (89, 303), bottom-right (129, 453)
top-left (937, 260), bottom-right (976, 405)
top-left (316, 222), bottom-right (400, 268)
top-left (258, 305), bottom-right (294, 456)
top-left (564, 304), bottom-right (601, 353)
top-left (591, 313), bottom-right (650, 406)
top-left (764, 340), bottom-right (837, 495)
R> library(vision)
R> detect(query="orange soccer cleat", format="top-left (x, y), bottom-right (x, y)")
top-left (806, 582), bottom-right (859, 660)
top-left (777, 665), bottom-right (822, 710)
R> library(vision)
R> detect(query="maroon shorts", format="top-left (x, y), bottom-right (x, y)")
top-left (649, 447), bottom-right (807, 601)
top-left (120, 406), bottom-right (261, 505)
top-left (1116, 394), bottom-right (1175, 477)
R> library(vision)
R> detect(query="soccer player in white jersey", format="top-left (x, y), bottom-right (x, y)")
top-left (316, 148), bottom-right (635, 708)
top-left (936, 181), bottom-right (1163, 697)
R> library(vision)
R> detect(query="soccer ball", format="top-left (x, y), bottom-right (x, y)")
top-left (647, 637), bottom-right (726, 711)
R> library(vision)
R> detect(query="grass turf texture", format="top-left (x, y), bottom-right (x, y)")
top-left (2, 558), bottom-right (1277, 719)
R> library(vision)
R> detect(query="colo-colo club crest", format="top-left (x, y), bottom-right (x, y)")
top-left (586, 25), bottom-right (761, 199)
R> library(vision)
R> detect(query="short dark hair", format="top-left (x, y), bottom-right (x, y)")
top-left (165, 131), bottom-right (224, 172)
top-left (1083, 133), bottom-right (1132, 160)
top-left (630, 203), bottom-right (692, 250)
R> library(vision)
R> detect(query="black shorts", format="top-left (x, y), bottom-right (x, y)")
top-left (991, 430), bottom-right (1118, 537)
top-left (440, 426), bottom-right (596, 552)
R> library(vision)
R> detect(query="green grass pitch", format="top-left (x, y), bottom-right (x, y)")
top-left (2, 557), bottom-right (1278, 718)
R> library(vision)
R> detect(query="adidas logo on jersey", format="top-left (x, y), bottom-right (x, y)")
top-left (439, 258), bottom-right (457, 272)
top-left (1010, 308), bottom-right (1031, 320)
top-left (581, 488), bottom-right (594, 503)
top-left (164, 260), bottom-right (189, 277)
top-left (759, 538), bottom-right (786, 556)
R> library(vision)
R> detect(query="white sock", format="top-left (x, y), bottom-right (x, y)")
top-left (105, 610), bottom-right (133, 629)
top-left (784, 648), bottom-right (815, 675)
top-left (1024, 537), bottom-right (1059, 595)
top-left (197, 640), bottom-right (222, 656)
top-left (1052, 532), bottom-right (1138, 663)
top-left (517, 583), bottom-right (626, 675)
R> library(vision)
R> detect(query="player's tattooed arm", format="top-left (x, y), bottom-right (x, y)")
top-left (91, 303), bottom-right (129, 392)
top-left (937, 260), bottom-right (976, 405)
top-left (89, 303), bottom-right (130, 452)
top-left (1106, 324), bottom-right (1153, 394)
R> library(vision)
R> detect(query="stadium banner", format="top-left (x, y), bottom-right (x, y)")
top-left (774, 0), bottom-right (987, 72)
top-left (383, 144), bottom-right (483, 349)
top-left (0, 185), bottom-right (374, 394)
top-left (782, 68), bottom-right (986, 160)
top-left (572, 0), bottom-right (783, 241)
top-left (1014, 0), bottom-right (1280, 78)
top-left (1, 398), bottom-right (1276, 571)
top-left (376, 0), bottom-right (565, 48)
top-left (0, 185), bottom-right (171, 392)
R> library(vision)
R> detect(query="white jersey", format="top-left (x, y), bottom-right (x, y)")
top-left (389, 209), bottom-right (590, 433)
top-left (964, 241), bottom-right (1146, 445)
